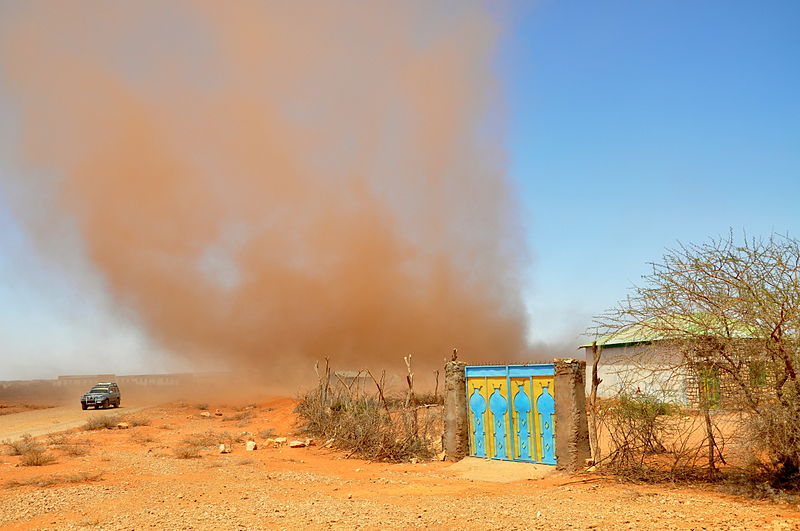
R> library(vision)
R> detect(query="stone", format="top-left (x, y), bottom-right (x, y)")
top-left (436, 451), bottom-right (446, 461)
top-left (323, 438), bottom-right (335, 448)
top-left (304, 438), bottom-right (314, 446)
top-left (219, 444), bottom-right (231, 454)
top-left (264, 438), bottom-right (275, 446)
top-left (273, 437), bottom-right (287, 447)
top-left (214, 409), bottom-right (223, 416)
top-left (288, 440), bottom-right (306, 448)
top-left (116, 422), bottom-right (129, 429)
top-left (410, 457), bottom-right (418, 464)
top-left (245, 440), bottom-right (257, 451)
top-left (199, 411), bottom-right (211, 418)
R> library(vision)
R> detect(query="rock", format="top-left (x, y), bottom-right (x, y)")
top-left (264, 438), bottom-right (275, 446)
top-left (218, 444), bottom-right (231, 454)
top-left (304, 438), bottom-right (314, 446)
top-left (273, 437), bottom-right (287, 447)
top-left (288, 440), bottom-right (306, 448)
top-left (410, 457), bottom-right (418, 464)
top-left (199, 411), bottom-right (211, 418)
top-left (245, 441), bottom-right (257, 451)
top-left (116, 422), bottom-right (130, 429)
top-left (436, 451), bottom-right (446, 461)
top-left (323, 438), bottom-right (335, 448)
top-left (214, 409), bottom-right (223, 416)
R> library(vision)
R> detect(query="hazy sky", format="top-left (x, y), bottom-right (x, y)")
top-left (1, 1), bottom-right (798, 379)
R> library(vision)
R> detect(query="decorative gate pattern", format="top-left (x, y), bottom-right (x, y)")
top-left (466, 364), bottom-right (556, 465)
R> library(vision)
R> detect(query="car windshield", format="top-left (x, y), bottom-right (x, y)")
top-left (90, 387), bottom-right (109, 393)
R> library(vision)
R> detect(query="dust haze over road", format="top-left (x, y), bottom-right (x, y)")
top-left (0, 1), bottom-right (530, 379)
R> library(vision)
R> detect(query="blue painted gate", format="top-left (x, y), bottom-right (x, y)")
top-left (465, 364), bottom-right (556, 464)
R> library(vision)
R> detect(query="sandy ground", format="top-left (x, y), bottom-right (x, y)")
top-left (0, 397), bottom-right (799, 530)
top-left (0, 404), bottom-right (147, 442)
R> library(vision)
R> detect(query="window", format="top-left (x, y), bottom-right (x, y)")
top-left (698, 366), bottom-right (720, 408)
top-left (749, 361), bottom-right (767, 387)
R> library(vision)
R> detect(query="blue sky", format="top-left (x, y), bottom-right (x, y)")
top-left (1, 1), bottom-right (798, 378)
top-left (501, 0), bottom-right (800, 345)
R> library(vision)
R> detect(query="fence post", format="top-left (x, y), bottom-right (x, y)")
top-left (443, 360), bottom-right (468, 461)
top-left (554, 358), bottom-right (591, 472)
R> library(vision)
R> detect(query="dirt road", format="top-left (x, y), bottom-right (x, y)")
top-left (1, 398), bottom-right (799, 530)
top-left (0, 404), bottom-right (146, 442)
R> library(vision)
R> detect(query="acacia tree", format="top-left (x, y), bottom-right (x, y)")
top-left (594, 232), bottom-right (800, 484)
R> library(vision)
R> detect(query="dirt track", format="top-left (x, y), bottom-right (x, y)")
top-left (1, 398), bottom-right (799, 530)
top-left (0, 404), bottom-right (146, 442)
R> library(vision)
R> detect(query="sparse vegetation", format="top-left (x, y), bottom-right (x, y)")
top-left (259, 428), bottom-right (276, 439)
top-left (3, 434), bottom-right (37, 456)
top-left (122, 416), bottom-right (151, 427)
top-left (296, 360), bottom-right (441, 462)
top-left (5, 471), bottom-right (102, 489)
top-left (82, 414), bottom-right (120, 431)
top-left (181, 430), bottom-right (243, 448)
top-left (593, 233), bottom-right (800, 488)
top-left (130, 433), bottom-right (158, 445)
top-left (173, 446), bottom-right (201, 459)
top-left (196, 403), bottom-right (209, 410)
top-left (20, 447), bottom-right (57, 466)
top-left (223, 411), bottom-right (255, 423)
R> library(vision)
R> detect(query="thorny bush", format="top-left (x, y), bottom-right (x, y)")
top-left (295, 384), bottom-right (440, 463)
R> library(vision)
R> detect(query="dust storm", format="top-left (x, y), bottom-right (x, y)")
top-left (0, 1), bottom-right (529, 377)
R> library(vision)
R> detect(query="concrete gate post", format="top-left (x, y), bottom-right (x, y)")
top-left (443, 360), bottom-right (468, 461)
top-left (554, 358), bottom-right (591, 472)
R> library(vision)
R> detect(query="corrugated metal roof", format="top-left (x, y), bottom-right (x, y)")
top-left (579, 314), bottom-right (756, 349)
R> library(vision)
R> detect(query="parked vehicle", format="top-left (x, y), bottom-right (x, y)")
top-left (80, 382), bottom-right (121, 410)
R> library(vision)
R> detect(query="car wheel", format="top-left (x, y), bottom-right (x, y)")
top-left (102, 399), bottom-right (109, 409)
top-left (81, 404), bottom-right (87, 410)
top-left (112, 400), bottom-right (119, 408)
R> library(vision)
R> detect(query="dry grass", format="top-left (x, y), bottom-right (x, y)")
top-left (222, 411), bottom-right (255, 423)
top-left (130, 433), bottom-right (158, 445)
top-left (195, 403), bottom-right (209, 410)
top-left (20, 447), bottom-right (57, 466)
top-left (182, 430), bottom-right (243, 448)
top-left (60, 444), bottom-right (89, 457)
top-left (173, 446), bottom-right (201, 459)
top-left (5, 471), bottom-right (102, 489)
top-left (45, 433), bottom-right (71, 446)
top-left (122, 416), bottom-right (151, 427)
top-left (259, 428), bottom-right (276, 439)
top-left (3, 434), bottom-right (37, 456)
top-left (82, 414), bottom-right (120, 431)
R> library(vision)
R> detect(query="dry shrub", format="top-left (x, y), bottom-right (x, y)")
top-left (130, 433), bottom-right (158, 445)
top-left (60, 444), bottom-right (89, 457)
top-left (3, 434), bottom-right (36, 456)
top-left (20, 448), bottom-right (57, 466)
top-left (122, 416), bottom-right (151, 427)
top-left (174, 446), bottom-right (201, 459)
top-left (744, 396), bottom-right (800, 489)
top-left (82, 415), bottom-right (120, 431)
top-left (597, 394), bottom-right (712, 481)
top-left (196, 403), bottom-right (209, 410)
top-left (223, 411), bottom-right (254, 423)
top-left (45, 434), bottom-right (71, 446)
top-left (182, 430), bottom-right (242, 448)
top-left (157, 424), bottom-right (174, 430)
top-left (295, 386), bottom-right (439, 463)
top-left (259, 428), bottom-right (276, 439)
top-left (5, 471), bottom-right (102, 489)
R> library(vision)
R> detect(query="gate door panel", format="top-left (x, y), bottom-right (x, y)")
top-left (466, 364), bottom-right (556, 465)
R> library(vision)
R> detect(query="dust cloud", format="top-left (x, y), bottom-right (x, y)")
top-left (0, 1), bottom-right (529, 377)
